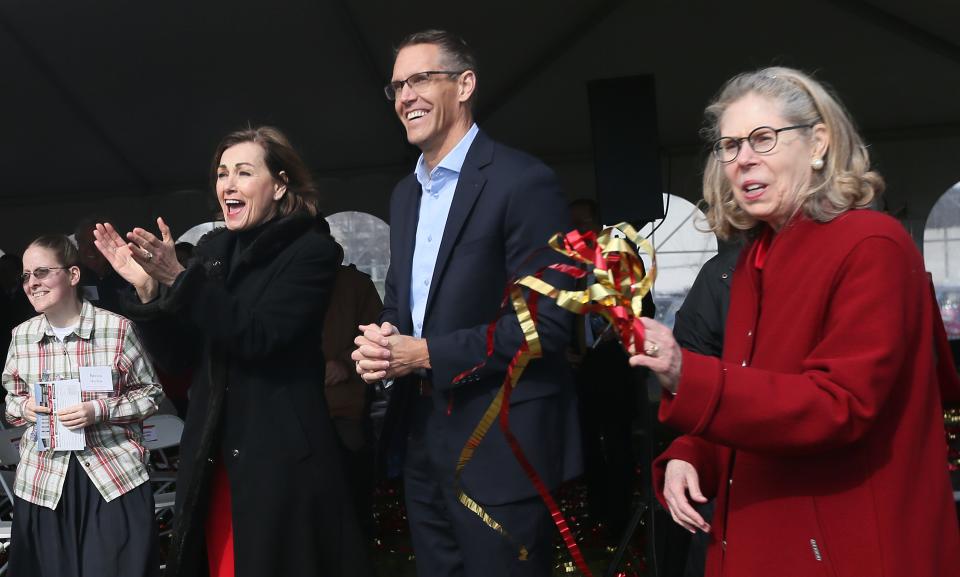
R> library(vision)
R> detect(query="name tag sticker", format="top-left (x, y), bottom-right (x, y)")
top-left (79, 366), bottom-right (113, 392)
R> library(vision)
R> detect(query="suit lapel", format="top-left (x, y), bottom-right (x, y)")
top-left (394, 177), bottom-right (421, 336)
top-left (422, 131), bottom-right (494, 323)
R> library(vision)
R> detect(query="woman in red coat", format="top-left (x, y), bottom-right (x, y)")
top-left (630, 67), bottom-right (960, 577)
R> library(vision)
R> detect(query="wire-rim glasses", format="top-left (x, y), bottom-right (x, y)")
top-left (712, 124), bottom-right (813, 163)
top-left (384, 70), bottom-right (465, 101)
top-left (21, 267), bottom-right (69, 284)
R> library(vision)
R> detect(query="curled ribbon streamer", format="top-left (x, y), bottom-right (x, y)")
top-left (452, 223), bottom-right (656, 576)
top-left (549, 223), bottom-right (657, 354)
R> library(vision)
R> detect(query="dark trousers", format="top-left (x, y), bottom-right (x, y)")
top-left (403, 400), bottom-right (555, 577)
top-left (576, 341), bottom-right (638, 539)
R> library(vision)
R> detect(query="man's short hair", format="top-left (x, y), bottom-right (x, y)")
top-left (395, 29), bottom-right (478, 79)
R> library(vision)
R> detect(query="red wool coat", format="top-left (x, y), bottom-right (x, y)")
top-left (655, 210), bottom-right (960, 577)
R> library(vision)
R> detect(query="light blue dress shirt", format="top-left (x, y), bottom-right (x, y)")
top-left (409, 123), bottom-right (479, 338)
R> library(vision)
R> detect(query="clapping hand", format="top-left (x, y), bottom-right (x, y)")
top-left (94, 217), bottom-right (185, 303)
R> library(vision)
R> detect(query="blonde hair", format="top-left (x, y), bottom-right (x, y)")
top-left (701, 67), bottom-right (884, 240)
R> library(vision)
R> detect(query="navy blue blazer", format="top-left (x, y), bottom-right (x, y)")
top-left (380, 130), bottom-right (583, 505)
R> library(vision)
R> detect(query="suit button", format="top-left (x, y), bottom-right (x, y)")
top-left (741, 360), bottom-right (747, 367)
top-left (207, 457), bottom-right (214, 463)
top-left (722, 539), bottom-right (727, 551)
top-left (728, 477), bottom-right (733, 485)
top-left (231, 449), bottom-right (240, 458)
top-left (747, 330), bottom-right (753, 337)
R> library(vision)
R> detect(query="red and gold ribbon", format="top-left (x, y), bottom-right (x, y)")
top-left (946, 406), bottom-right (960, 472)
top-left (452, 223), bottom-right (656, 575)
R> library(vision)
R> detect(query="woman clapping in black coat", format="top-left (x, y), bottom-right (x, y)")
top-left (94, 126), bottom-right (372, 577)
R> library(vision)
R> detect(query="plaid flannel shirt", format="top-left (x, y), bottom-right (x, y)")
top-left (2, 301), bottom-right (163, 509)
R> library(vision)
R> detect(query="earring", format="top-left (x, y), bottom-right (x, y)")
top-left (811, 157), bottom-right (824, 170)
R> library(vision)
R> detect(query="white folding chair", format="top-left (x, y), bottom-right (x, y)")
top-left (143, 414), bottom-right (184, 481)
top-left (142, 414), bottom-right (185, 453)
top-left (142, 415), bottom-right (184, 534)
top-left (0, 428), bottom-right (22, 508)
top-left (0, 426), bottom-right (26, 575)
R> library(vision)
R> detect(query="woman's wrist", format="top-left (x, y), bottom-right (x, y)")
top-left (159, 265), bottom-right (186, 288)
top-left (136, 279), bottom-right (160, 303)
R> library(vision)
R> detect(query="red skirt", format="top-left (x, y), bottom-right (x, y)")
top-left (205, 461), bottom-right (235, 577)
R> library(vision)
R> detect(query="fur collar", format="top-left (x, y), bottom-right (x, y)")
top-left (196, 212), bottom-right (324, 268)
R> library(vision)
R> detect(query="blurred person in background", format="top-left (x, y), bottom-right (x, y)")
top-left (322, 238), bottom-right (383, 536)
top-left (74, 216), bottom-right (131, 314)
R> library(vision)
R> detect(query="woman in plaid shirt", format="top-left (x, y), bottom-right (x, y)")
top-left (2, 234), bottom-right (163, 577)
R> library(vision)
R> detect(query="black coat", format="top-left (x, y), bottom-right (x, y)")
top-left (671, 246), bottom-right (740, 358)
top-left (128, 213), bottom-right (372, 577)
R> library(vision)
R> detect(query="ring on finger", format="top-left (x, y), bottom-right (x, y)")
top-left (644, 341), bottom-right (660, 356)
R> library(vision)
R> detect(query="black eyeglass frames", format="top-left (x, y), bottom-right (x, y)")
top-left (712, 124), bottom-right (813, 163)
top-left (384, 70), bottom-right (466, 101)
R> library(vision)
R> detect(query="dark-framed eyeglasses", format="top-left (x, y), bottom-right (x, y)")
top-left (712, 124), bottom-right (813, 163)
top-left (20, 267), bottom-right (69, 284)
top-left (384, 70), bottom-right (466, 101)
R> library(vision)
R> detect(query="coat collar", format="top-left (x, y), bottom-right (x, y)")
top-left (197, 212), bottom-right (320, 273)
top-left (33, 299), bottom-right (96, 343)
top-left (422, 130), bottom-right (493, 320)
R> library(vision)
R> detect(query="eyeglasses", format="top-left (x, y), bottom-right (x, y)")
top-left (384, 70), bottom-right (465, 101)
top-left (20, 267), bottom-right (69, 284)
top-left (712, 124), bottom-right (813, 163)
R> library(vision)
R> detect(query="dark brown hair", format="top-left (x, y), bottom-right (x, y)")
top-left (395, 29), bottom-right (478, 108)
top-left (28, 235), bottom-right (79, 268)
top-left (210, 126), bottom-right (319, 218)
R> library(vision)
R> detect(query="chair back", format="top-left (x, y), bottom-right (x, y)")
top-left (0, 427), bottom-right (25, 467)
top-left (142, 415), bottom-right (184, 451)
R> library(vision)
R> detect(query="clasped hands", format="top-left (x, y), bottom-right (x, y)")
top-left (351, 322), bottom-right (430, 384)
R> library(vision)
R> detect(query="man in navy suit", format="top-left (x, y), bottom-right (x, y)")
top-left (353, 30), bottom-right (582, 577)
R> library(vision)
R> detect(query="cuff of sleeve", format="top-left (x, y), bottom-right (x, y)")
top-left (658, 350), bottom-right (725, 435)
top-left (652, 436), bottom-right (719, 505)
top-left (93, 399), bottom-right (108, 423)
top-left (6, 402), bottom-right (23, 422)
top-left (6, 399), bottom-right (27, 427)
top-left (160, 266), bottom-right (207, 315)
top-left (425, 336), bottom-right (453, 391)
top-left (118, 285), bottom-right (164, 321)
